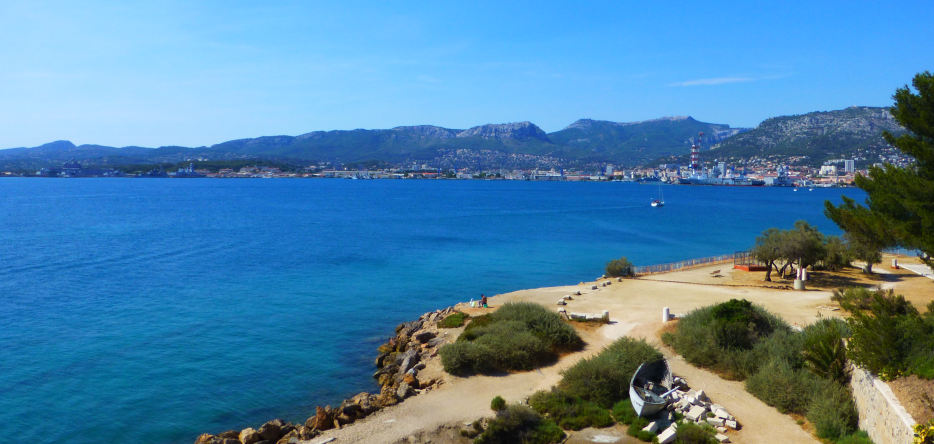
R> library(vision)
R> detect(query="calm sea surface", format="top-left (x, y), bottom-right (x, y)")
top-left (0, 178), bottom-right (863, 443)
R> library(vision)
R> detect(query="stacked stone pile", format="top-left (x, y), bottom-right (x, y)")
top-left (193, 306), bottom-right (457, 444)
top-left (661, 384), bottom-right (738, 444)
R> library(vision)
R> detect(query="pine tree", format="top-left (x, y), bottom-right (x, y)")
top-left (825, 71), bottom-right (934, 268)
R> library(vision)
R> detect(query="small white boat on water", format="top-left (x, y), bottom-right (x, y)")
top-left (629, 360), bottom-right (676, 417)
top-left (651, 182), bottom-right (664, 207)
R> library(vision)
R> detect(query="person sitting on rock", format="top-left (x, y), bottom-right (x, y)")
top-left (481, 295), bottom-right (488, 308)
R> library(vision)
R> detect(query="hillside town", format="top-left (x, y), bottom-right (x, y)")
top-left (3, 154), bottom-right (914, 188)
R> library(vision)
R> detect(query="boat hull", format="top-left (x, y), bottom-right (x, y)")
top-left (629, 360), bottom-right (675, 417)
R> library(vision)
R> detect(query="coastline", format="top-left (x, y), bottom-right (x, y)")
top-left (191, 254), bottom-right (931, 444)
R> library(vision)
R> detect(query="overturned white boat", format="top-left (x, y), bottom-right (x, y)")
top-left (629, 360), bottom-right (676, 417)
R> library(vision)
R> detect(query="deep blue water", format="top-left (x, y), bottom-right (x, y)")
top-left (0, 179), bottom-right (862, 443)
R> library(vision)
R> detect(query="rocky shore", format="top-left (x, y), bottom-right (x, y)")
top-left (192, 306), bottom-right (460, 444)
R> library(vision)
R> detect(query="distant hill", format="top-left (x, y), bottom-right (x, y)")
top-left (0, 117), bottom-right (747, 171)
top-left (2, 108), bottom-right (906, 171)
top-left (710, 106), bottom-right (906, 165)
top-left (547, 116), bottom-right (746, 161)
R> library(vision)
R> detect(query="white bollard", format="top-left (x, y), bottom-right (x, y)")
top-left (663, 307), bottom-right (670, 322)
top-left (602, 310), bottom-right (610, 322)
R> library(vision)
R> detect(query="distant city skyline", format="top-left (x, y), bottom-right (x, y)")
top-left (1, 0), bottom-right (931, 149)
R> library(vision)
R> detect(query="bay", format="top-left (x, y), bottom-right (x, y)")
top-left (0, 178), bottom-right (861, 443)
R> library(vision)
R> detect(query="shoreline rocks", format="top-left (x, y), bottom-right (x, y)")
top-left (193, 306), bottom-right (459, 444)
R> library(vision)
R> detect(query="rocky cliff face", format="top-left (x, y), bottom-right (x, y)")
top-left (713, 107), bottom-right (904, 153)
top-left (456, 121), bottom-right (551, 142)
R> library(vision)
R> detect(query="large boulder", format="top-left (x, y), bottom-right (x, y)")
top-left (426, 338), bottom-right (445, 348)
top-left (216, 431), bottom-right (240, 440)
top-left (403, 373), bottom-right (420, 389)
top-left (256, 420), bottom-right (282, 442)
top-left (304, 406), bottom-right (334, 431)
top-left (194, 434), bottom-right (214, 444)
top-left (398, 349), bottom-right (420, 376)
top-left (276, 430), bottom-right (300, 444)
top-left (414, 331), bottom-right (436, 343)
top-left (397, 381), bottom-right (414, 399)
top-left (239, 428), bottom-right (261, 444)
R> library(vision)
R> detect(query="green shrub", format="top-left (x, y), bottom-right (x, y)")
top-left (491, 396), bottom-right (506, 411)
top-left (627, 417), bottom-right (650, 437)
top-left (834, 431), bottom-right (874, 444)
top-left (606, 256), bottom-right (634, 277)
top-left (802, 318), bottom-right (851, 384)
top-left (673, 422), bottom-right (717, 444)
top-left (612, 399), bottom-right (638, 425)
top-left (473, 405), bottom-right (565, 444)
top-left (491, 303), bottom-right (583, 351)
top-left (844, 289), bottom-right (934, 379)
top-left (636, 430), bottom-right (656, 442)
top-left (806, 382), bottom-right (858, 441)
top-left (528, 389), bottom-right (614, 431)
top-left (441, 303), bottom-right (583, 375)
top-left (439, 312), bottom-right (468, 328)
top-left (666, 300), bottom-right (790, 379)
top-left (745, 358), bottom-right (823, 414)
top-left (559, 337), bottom-right (663, 407)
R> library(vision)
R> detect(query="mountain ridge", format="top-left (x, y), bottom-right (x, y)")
top-left (0, 108), bottom-right (903, 170)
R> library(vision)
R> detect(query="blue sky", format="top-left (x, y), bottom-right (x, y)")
top-left (1, 0), bottom-right (931, 148)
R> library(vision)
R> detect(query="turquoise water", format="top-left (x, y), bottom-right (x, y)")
top-left (0, 179), bottom-right (861, 443)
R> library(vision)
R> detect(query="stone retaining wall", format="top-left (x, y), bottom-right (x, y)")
top-left (850, 366), bottom-right (916, 444)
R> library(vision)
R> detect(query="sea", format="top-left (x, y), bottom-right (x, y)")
top-left (0, 178), bottom-right (862, 444)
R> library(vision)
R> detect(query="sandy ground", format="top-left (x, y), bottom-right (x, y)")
top-left (310, 262), bottom-right (934, 444)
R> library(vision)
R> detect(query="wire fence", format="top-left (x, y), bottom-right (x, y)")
top-left (634, 254), bottom-right (735, 276)
top-left (886, 248), bottom-right (922, 257)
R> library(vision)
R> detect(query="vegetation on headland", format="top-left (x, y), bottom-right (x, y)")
top-left (750, 220), bottom-right (877, 281)
top-left (824, 71), bottom-right (934, 270)
top-left (438, 302), bottom-right (583, 375)
top-left (438, 311), bottom-right (468, 328)
top-left (605, 256), bottom-right (635, 278)
top-left (833, 287), bottom-right (934, 380)
top-left (470, 337), bottom-right (718, 444)
top-left (662, 299), bottom-right (865, 442)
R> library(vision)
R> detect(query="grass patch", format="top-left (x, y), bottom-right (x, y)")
top-left (673, 422), bottom-right (718, 444)
top-left (559, 337), bottom-right (663, 407)
top-left (612, 399), bottom-right (638, 425)
top-left (528, 389), bottom-right (614, 431)
top-left (439, 312), bottom-right (468, 328)
top-left (473, 404), bottom-right (565, 444)
top-left (439, 303), bottom-right (583, 375)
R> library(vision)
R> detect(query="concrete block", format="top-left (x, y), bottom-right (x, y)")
top-left (716, 427), bottom-right (727, 433)
top-left (686, 405), bottom-right (707, 421)
top-left (707, 417), bottom-right (725, 427)
top-left (605, 280), bottom-right (611, 285)
top-left (563, 295), bottom-right (571, 300)
top-left (642, 421), bottom-right (658, 433)
top-left (658, 428), bottom-right (677, 444)
top-left (591, 285), bottom-right (598, 290)
top-left (725, 419), bottom-right (737, 429)
top-left (695, 389), bottom-right (708, 402)
top-left (557, 299), bottom-right (567, 306)
top-left (714, 408), bottom-right (730, 419)
top-left (715, 434), bottom-right (730, 443)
